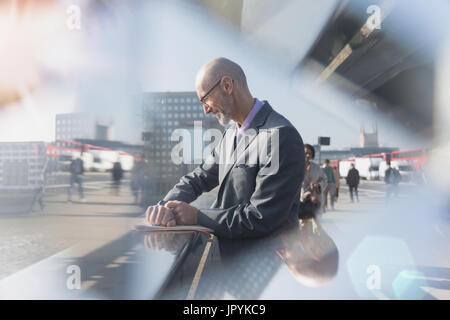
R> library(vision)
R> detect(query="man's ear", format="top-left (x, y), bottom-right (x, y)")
top-left (222, 76), bottom-right (233, 95)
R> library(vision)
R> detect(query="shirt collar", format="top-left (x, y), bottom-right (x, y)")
top-left (236, 98), bottom-right (263, 137)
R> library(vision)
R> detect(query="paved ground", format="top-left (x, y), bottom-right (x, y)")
top-left (0, 173), bottom-right (141, 281)
top-left (0, 173), bottom-right (448, 299)
top-left (0, 172), bottom-right (217, 282)
top-left (319, 180), bottom-right (450, 299)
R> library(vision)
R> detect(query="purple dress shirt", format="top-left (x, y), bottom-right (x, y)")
top-left (235, 98), bottom-right (263, 146)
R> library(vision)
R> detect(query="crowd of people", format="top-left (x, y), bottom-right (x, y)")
top-left (299, 145), bottom-right (403, 219)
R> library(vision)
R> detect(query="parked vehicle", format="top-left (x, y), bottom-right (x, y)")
top-left (90, 149), bottom-right (117, 172)
top-left (390, 148), bottom-right (426, 170)
top-left (355, 157), bottom-right (382, 180)
top-left (379, 160), bottom-right (414, 182)
top-left (50, 139), bottom-right (93, 171)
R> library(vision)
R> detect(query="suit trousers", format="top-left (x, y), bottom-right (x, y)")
top-left (324, 182), bottom-right (336, 209)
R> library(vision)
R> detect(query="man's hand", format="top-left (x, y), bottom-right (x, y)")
top-left (145, 205), bottom-right (176, 227)
top-left (165, 200), bottom-right (198, 225)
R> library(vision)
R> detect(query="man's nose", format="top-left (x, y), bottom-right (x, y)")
top-left (203, 105), bottom-right (212, 115)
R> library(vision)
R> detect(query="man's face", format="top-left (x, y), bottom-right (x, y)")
top-left (207, 96), bottom-right (232, 126)
top-left (305, 148), bottom-right (313, 163)
top-left (197, 79), bottom-right (234, 126)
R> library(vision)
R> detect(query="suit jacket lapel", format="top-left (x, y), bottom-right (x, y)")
top-left (219, 102), bottom-right (273, 184)
top-left (219, 125), bottom-right (237, 183)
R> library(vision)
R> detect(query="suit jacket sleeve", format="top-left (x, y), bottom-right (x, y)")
top-left (162, 150), bottom-right (220, 204)
top-left (197, 126), bottom-right (305, 239)
top-left (318, 166), bottom-right (328, 193)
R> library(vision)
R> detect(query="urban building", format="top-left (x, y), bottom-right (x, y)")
top-left (360, 124), bottom-right (379, 148)
top-left (55, 113), bottom-right (115, 141)
top-left (141, 91), bottom-right (223, 203)
top-left (55, 113), bottom-right (94, 141)
top-left (314, 145), bottom-right (399, 165)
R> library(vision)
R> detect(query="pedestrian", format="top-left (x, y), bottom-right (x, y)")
top-left (68, 153), bottom-right (85, 202)
top-left (31, 147), bottom-right (50, 211)
top-left (346, 163), bottom-right (360, 202)
top-left (333, 166), bottom-right (340, 203)
top-left (384, 161), bottom-right (401, 202)
top-left (112, 160), bottom-right (124, 195)
top-left (299, 144), bottom-right (327, 218)
top-left (322, 159), bottom-right (336, 211)
top-left (130, 159), bottom-right (143, 204)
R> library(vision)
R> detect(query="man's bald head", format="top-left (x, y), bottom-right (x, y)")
top-left (195, 57), bottom-right (254, 127)
top-left (195, 57), bottom-right (248, 92)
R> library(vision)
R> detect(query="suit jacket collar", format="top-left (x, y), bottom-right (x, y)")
top-left (246, 101), bottom-right (272, 130)
top-left (219, 101), bottom-right (273, 184)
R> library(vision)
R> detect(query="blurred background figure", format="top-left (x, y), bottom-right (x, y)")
top-left (111, 159), bottom-right (124, 196)
top-left (300, 143), bottom-right (327, 218)
top-left (130, 159), bottom-right (143, 204)
top-left (68, 153), bottom-right (85, 203)
top-left (322, 159), bottom-right (336, 211)
top-left (346, 163), bottom-right (360, 203)
top-left (333, 166), bottom-right (340, 203)
top-left (384, 160), bottom-right (401, 202)
top-left (277, 218), bottom-right (339, 288)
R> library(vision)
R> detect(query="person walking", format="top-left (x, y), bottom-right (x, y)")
top-left (346, 163), bottom-right (360, 202)
top-left (68, 154), bottom-right (85, 202)
top-left (130, 159), bottom-right (144, 204)
top-left (333, 166), bottom-right (340, 203)
top-left (322, 159), bottom-right (336, 211)
top-left (112, 160), bottom-right (124, 195)
top-left (299, 144), bottom-right (327, 218)
top-left (384, 161), bottom-right (401, 202)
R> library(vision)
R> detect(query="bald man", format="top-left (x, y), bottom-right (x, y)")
top-left (146, 57), bottom-right (305, 239)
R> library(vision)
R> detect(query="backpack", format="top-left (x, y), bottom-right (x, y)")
top-left (70, 158), bottom-right (83, 175)
top-left (387, 168), bottom-right (400, 184)
top-left (393, 168), bottom-right (401, 184)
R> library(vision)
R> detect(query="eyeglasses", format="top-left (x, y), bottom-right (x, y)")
top-left (200, 78), bottom-right (222, 104)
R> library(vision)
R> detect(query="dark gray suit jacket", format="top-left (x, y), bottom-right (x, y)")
top-left (163, 101), bottom-right (305, 239)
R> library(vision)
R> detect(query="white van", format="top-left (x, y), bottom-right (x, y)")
top-left (119, 153), bottom-right (135, 171)
top-left (355, 157), bottom-right (381, 180)
top-left (90, 149), bottom-right (118, 172)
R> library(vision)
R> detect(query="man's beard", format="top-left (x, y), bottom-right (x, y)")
top-left (217, 111), bottom-right (231, 126)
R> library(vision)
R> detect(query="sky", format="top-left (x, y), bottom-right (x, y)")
top-left (0, 0), bottom-right (427, 150)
